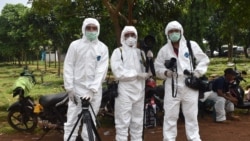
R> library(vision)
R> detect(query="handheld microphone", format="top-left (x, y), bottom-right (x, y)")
top-left (183, 69), bottom-right (192, 76)
top-left (169, 58), bottom-right (176, 67)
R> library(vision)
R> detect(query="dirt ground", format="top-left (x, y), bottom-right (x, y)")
top-left (1, 112), bottom-right (250, 141)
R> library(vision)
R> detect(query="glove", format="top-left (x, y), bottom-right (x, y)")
top-left (193, 70), bottom-right (201, 78)
top-left (137, 73), bottom-right (150, 80)
top-left (68, 91), bottom-right (78, 105)
top-left (164, 70), bottom-right (173, 77)
top-left (147, 50), bottom-right (154, 58)
top-left (82, 90), bottom-right (95, 101)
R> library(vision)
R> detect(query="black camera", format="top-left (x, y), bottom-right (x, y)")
top-left (80, 98), bottom-right (90, 110)
top-left (165, 58), bottom-right (177, 72)
top-left (184, 69), bottom-right (210, 91)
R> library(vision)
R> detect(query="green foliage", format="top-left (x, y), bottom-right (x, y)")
top-left (1, 0), bottom-right (250, 61)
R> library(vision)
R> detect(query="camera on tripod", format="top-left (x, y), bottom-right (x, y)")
top-left (68, 97), bottom-right (101, 141)
top-left (165, 58), bottom-right (177, 72)
top-left (81, 98), bottom-right (90, 110)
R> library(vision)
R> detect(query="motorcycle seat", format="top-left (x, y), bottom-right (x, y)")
top-left (39, 92), bottom-right (68, 107)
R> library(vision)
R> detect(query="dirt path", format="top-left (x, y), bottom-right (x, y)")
top-left (1, 113), bottom-right (250, 141)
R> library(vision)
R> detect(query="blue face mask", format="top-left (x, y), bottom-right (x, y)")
top-left (85, 31), bottom-right (98, 41)
top-left (168, 32), bottom-right (181, 42)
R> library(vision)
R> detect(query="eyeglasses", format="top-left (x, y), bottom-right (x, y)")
top-left (86, 26), bottom-right (98, 31)
top-left (124, 32), bottom-right (136, 38)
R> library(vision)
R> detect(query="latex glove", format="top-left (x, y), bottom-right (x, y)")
top-left (68, 91), bottom-right (78, 105)
top-left (137, 73), bottom-right (150, 80)
top-left (82, 90), bottom-right (94, 101)
top-left (164, 70), bottom-right (173, 77)
top-left (147, 50), bottom-right (154, 58)
top-left (193, 70), bottom-right (201, 78)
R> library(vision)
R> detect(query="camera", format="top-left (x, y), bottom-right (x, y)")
top-left (183, 69), bottom-right (210, 91)
top-left (80, 98), bottom-right (90, 110)
top-left (164, 58), bottom-right (177, 72)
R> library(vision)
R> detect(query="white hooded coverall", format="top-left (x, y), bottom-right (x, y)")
top-left (154, 21), bottom-right (209, 141)
top-left (63, 18), bottom-right (109, 141)
top-left (110, 26), bottom-right (146, 141)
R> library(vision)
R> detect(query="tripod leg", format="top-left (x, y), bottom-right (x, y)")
top-left (67, 111), bottom-right (83, 141)
top-left (83, 112), bottom-right (95, 141)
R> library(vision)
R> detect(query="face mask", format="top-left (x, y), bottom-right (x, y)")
top-left (125, 37), bottom-right (137, 47)
top-left (168, 32), bottom-right (181, 42)
top-left (85, 31), bottom-right (98, 41)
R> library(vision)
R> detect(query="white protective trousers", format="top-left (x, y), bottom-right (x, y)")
top-left (163, 76), bottom-right (201, 141)
top-left (64, 94), bottom-right (101, 141)
top-left (206, 91), bottom-right (234, 121)
top-left (115, 87), bottom-right (145, 141)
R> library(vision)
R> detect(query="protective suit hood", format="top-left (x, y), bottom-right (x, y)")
top-left (120, 26), bottom-right (138, 48)
top-left (165, 21), bottom-right (185, 42)
top-left (82, 18), bottom-right (100, 39)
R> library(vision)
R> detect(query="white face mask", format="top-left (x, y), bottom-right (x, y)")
top-left (168, 32), bottom-right (181, 42)
top-left (125, 37), bottom-right (137, 47)
top-left (85, 31), bottom-right (98, 41)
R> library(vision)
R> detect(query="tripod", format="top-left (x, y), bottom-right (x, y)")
top-left (67, 98), bottom-right (101, 141)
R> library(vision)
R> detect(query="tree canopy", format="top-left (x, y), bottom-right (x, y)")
top-left (1, 0), bottom-right (250, 64)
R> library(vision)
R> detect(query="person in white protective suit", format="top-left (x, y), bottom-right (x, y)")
top-left (110, 26), bottom-right (150, 141)
top-left (63, 18), bottom-right (109, 141)
top-left (154, 21), bottom-right (209, 141)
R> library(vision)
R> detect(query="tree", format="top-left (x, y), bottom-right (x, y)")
top-left (0, 4), bottom-right (31, 66)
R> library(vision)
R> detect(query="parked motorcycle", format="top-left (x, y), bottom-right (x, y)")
top-left (229, 70), bottom-right (250, 111)
top-left (143, 77), bottom-right (164, 128)
top-left (99, 76), bottom-right (165, 128)
top-left (7, 68), bottom-right (68, 134)
top-left (98, 80), bottom-right (117, 119)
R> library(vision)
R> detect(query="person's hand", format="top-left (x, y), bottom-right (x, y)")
top-left (193, 70), bottom-right (201, 78)
top-left (82, 89), bottom-right (95, 101)
top-left (68, 91), bottom-right (78, 105)
top-left (137, 73), bottom-right (150, 80)
top-left (164, 70), bottom-right (173, 77)
top-left (226, 93), bottom-right (238, 105)
top-left (147, 50), bottom-right (154, 58)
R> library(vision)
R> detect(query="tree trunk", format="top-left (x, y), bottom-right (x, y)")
top-left (102, 0), bottom-right (128, 47)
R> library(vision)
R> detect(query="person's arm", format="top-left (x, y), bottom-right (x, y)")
top-left (191, 41), bottom-right (210, 77)
top-left (217, 89), bottom-right (238, 104)
top-left (110, 48), bottom-right (138, 81)
top-left (63, 42), bottom-right (76, 92)
top-left (154, 47), bottom-right (168, 79)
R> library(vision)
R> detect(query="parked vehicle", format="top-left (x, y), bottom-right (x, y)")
top-left (7, 69), bottom-right (68, 136)
top-left (143, 77), bottom-right (164, 128)
top-left (99, 76), bottom-right (165, 128)
top-left (229, 70), bottom-right (250, 111)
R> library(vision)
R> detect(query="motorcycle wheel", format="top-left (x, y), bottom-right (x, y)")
top-left (7, 110), bottom-right (37, 132)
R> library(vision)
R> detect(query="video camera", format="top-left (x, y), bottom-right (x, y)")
top-left (183, 70), bottom-right (209, 91)
top-left (165, 58), bottom-right (177, 72)
top-left (80, 97), bottom-right (90, 110)
top-left (184, 69), bottom-right (211, 98)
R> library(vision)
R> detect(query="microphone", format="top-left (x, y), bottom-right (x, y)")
top-left (169, 58), bottom-right (176, 66)
top-left (183, 69), bottom-right (192, 76)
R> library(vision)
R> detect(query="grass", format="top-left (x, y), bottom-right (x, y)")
top-left (0, 56), bottom-right (250, 134)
